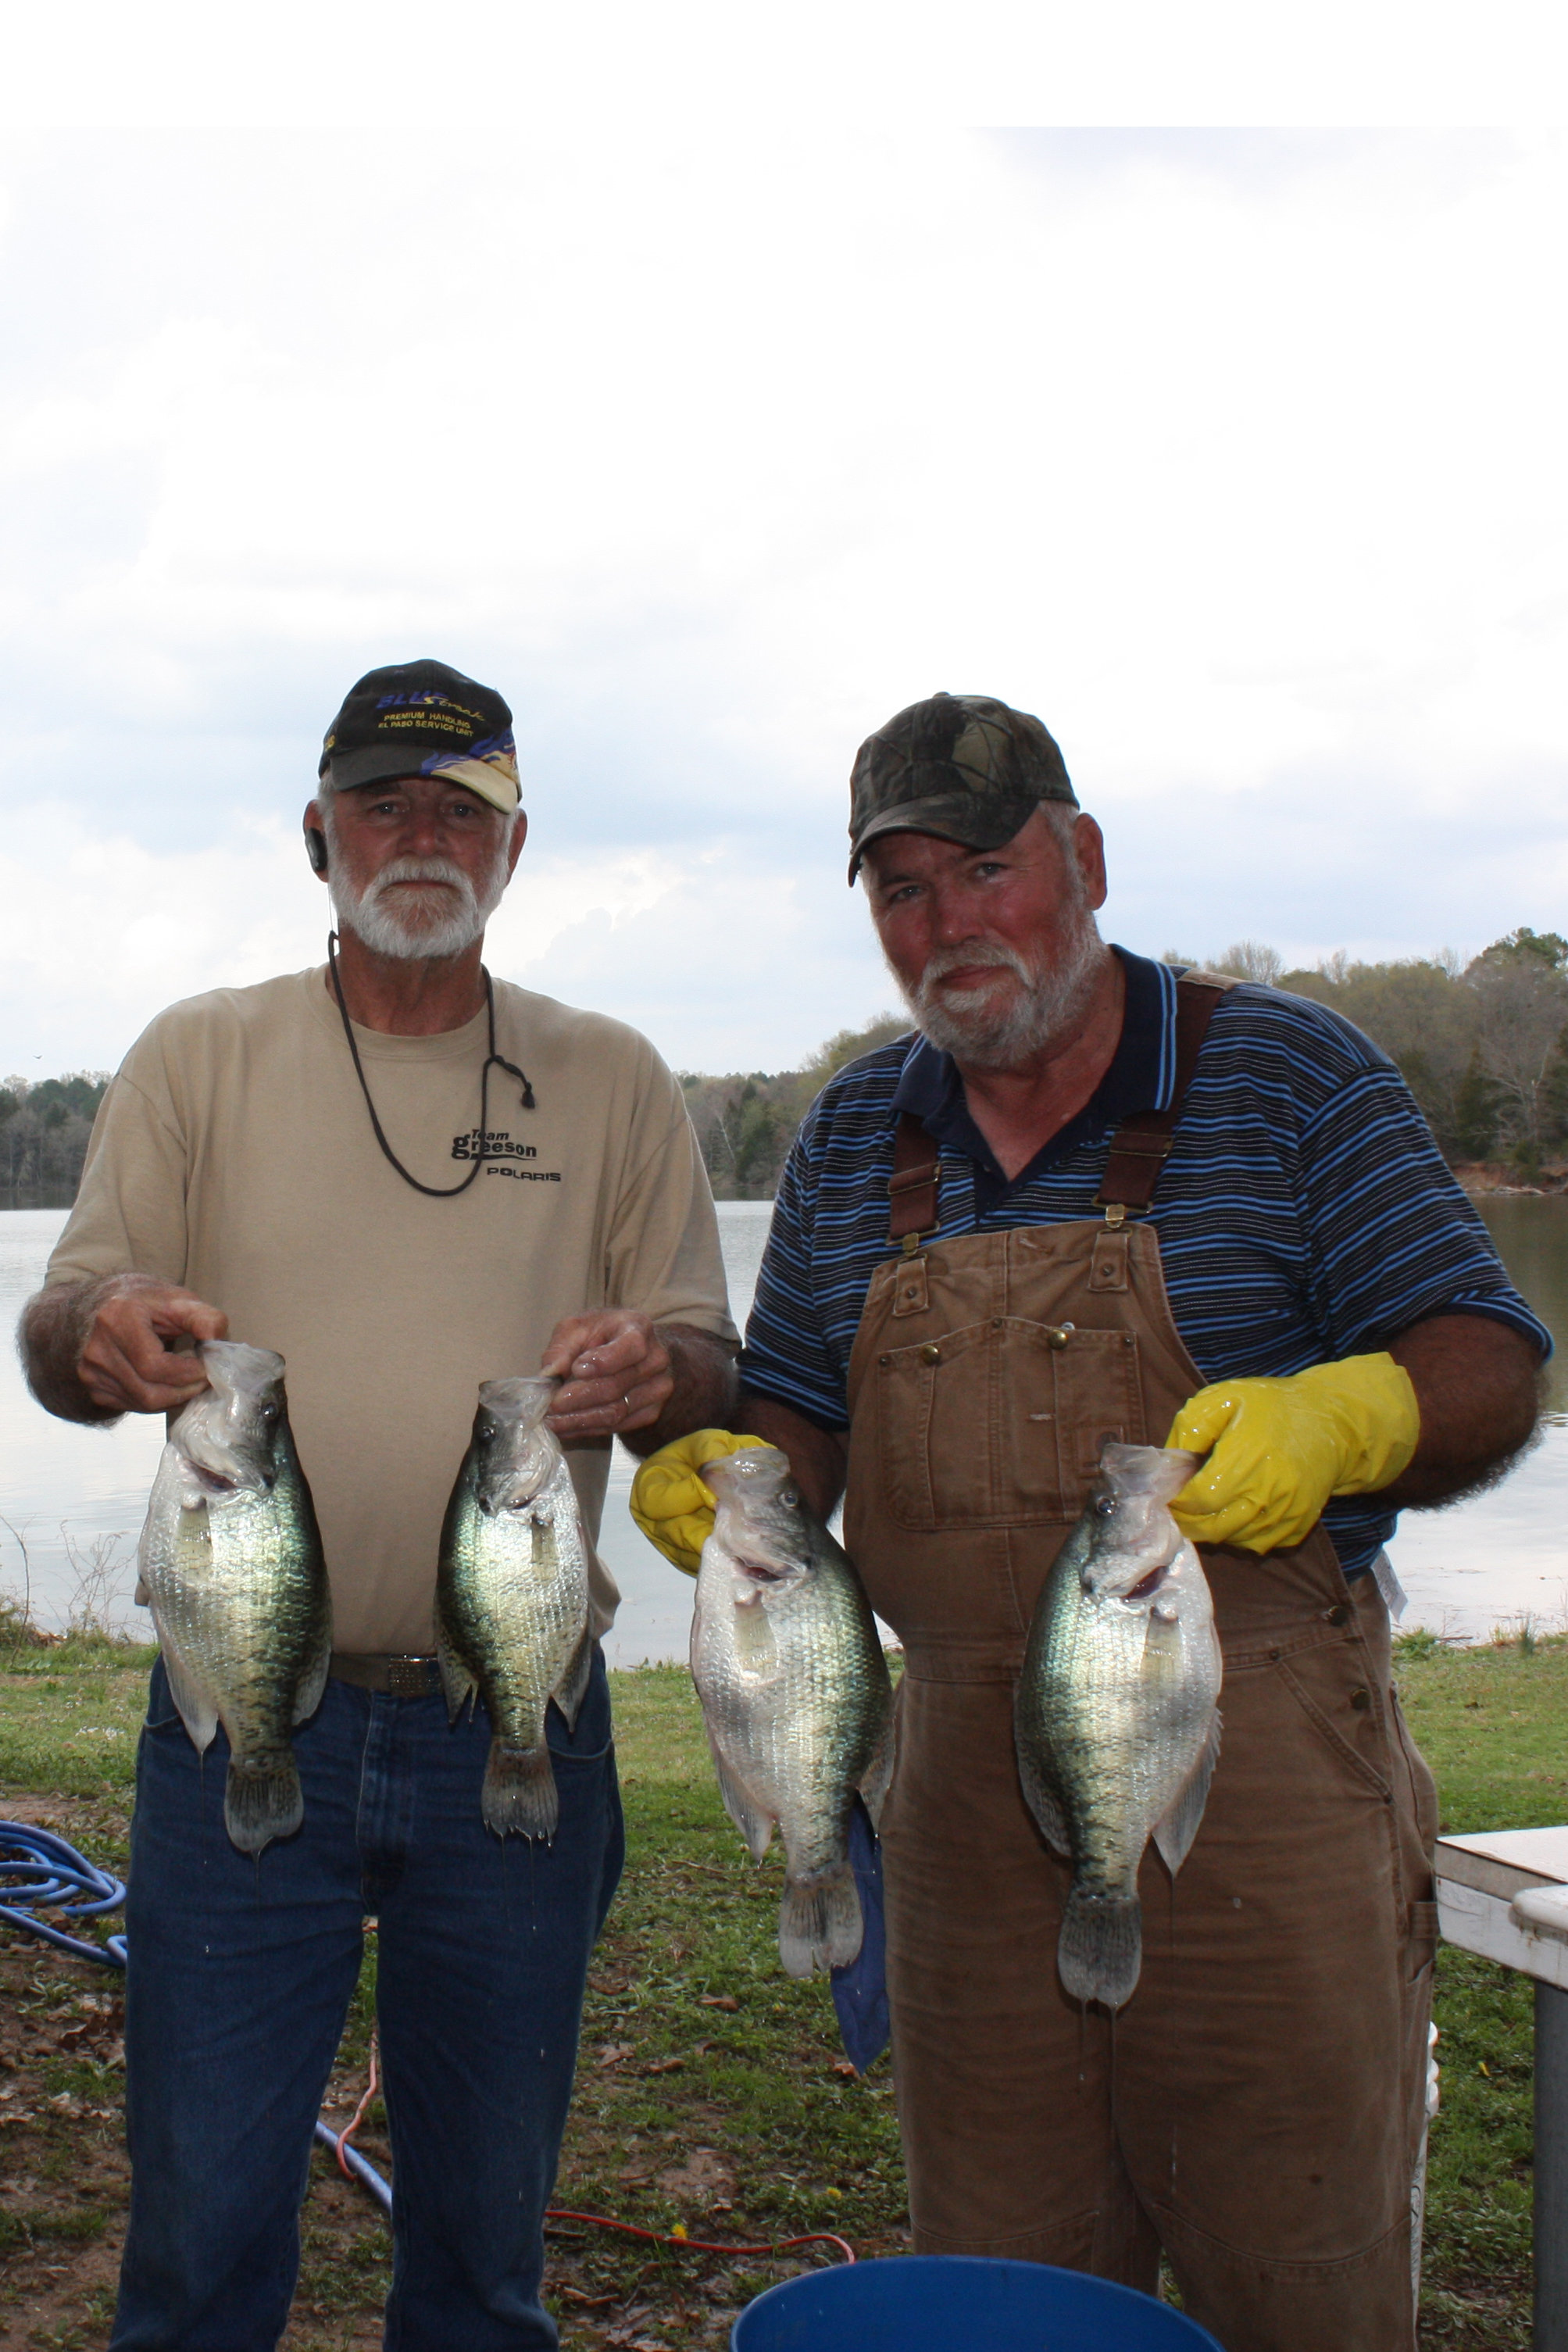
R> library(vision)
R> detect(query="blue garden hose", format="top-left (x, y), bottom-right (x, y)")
top-left (0, 1819), bottom-right (393, 2214)
top-left (0, 1821), bottom-right (127, 1968)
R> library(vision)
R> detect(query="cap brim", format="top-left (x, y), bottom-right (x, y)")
top-left (847, 792), bottom-right (1048, 884)
top-left (323, 745), bottom-right (520, 814)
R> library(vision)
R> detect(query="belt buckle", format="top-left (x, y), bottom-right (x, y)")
top-left (386, 1655), bottom-right (437, 1699)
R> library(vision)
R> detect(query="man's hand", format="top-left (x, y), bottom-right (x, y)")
top-left (1166, 1352), bottom-right (1420, 1553)
top-left (20, 1274), bottom-right (228, 1424)
top-left (1166, 1317), bottom-right (1544, 1553)
top-left (542, 1311), bottom-right (674, 1439)
top-left (629, 1429), bottom-right (774, 1573)
top-left (541, 1314), bottom-right (739, 1453)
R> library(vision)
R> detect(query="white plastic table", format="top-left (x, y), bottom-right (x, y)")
top-left (1436, 1826), bottom-right (1568, 2349)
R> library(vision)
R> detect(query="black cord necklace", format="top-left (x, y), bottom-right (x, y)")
top-left (327, 930), bottom-right (535, 1199)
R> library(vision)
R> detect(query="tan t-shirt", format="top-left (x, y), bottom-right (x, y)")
top-left (47, 967), bottom-right (736, 1653)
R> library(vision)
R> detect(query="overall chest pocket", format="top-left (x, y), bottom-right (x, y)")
top-left (872, 1317), bottom-right (1148, 1531)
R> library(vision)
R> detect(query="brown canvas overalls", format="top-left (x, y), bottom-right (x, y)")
top-left (841, 978), bottom-right (1438, 2352)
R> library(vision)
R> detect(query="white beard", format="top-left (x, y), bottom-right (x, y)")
top-left (327, 835), bottom-right (512, 961)
top-left (896, 914), bottom-right (1105, 1071)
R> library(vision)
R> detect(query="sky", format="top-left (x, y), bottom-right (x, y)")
top-left (1, 102), bottom-right (1565, 1077)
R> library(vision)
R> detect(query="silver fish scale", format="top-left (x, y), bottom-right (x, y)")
top-left (697, 1566), bottom-right (883, 1877)
top-left (136, 1342), bottom-right (332, 1853)
top-left (1029, 1567), bottom-right (1209, 1894)
top-left (1016, 1442), bottom-right (1222, 2008)
top-left (441, 1460), bottom-right (588, 1746)
top-left (141, 1465), bottom-right (323, 1753)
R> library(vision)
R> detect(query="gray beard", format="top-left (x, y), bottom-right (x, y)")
top-left (328, 846), bottom-right (510, 961)
top-left (897, 922), bottom-right (1105, 1071)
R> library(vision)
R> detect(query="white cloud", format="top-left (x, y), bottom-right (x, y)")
top-left (0, 130), bottom-right (1563, 1074)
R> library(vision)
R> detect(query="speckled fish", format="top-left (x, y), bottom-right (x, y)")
top-left (692, 1446), bottom-right (895, 1978)
top-left (436, 1377), bottom-right (592, 1839)
top-left (1015, 1442), bottom-right (1223, 2011)
top-left (136, 1340), bottom-right (332, 1855)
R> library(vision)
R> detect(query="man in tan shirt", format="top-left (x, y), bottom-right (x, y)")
top-left (22, 658), bottom-right (738, 2352)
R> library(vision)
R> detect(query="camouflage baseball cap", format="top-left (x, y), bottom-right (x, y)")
top-left (847, 691), bottom-right (1076, 883)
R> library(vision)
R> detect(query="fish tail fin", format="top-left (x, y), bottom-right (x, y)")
top-left (1058, 1886), bottom-right (1142, 2011)
top-left (482, 1742), bottom-right (559, 1840)
top-left (224, 1751), bottom-right (303, 1854)
top-left (779, 1862), bottom-right (863, 1979)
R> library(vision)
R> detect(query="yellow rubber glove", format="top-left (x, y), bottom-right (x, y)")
top-left (1166, 1352), bottom-right (1420, 1554)
top-left (628, 1429), bottom-right (773, 1574)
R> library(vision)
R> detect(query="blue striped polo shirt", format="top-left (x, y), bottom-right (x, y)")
top-left (740, 948), bottom-right (1552, 1579)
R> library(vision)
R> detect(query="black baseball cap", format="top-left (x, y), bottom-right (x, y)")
top-left (319, 659), bottom-right (520, 813)
top-left (848, 691), bottom-right (1077, 882)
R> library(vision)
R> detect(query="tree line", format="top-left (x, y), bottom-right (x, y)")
top-left (0, 1072), bottom-right (110, 1199)
top-left (6, 929), bottom-right (1565, 1207)
top-left (684, 928), bottom-right (1568, 1200)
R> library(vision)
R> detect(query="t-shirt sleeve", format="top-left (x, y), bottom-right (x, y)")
top-left (739, 1113), bottom-right (852, 1429)
top-left (45, 1046), bottom-right (192, 1293)
top-left (603, 1046), bottom-right (738, 1343)
top-left (1293, 1053), bottom-right (1552, 1363)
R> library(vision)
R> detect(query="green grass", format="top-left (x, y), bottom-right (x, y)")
top-left (0, 1636), bottom-right (1561, 2347)
top-left (1395, 1628), bottom-right (1568, 2347)
top-left (0, 1638), bottom-right (154, 1803)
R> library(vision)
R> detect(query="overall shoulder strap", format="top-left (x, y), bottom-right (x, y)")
top-left (888, 1113), bottom-right (941, 1249)
top-left (1093, 972), bottom-right (1234, 1227)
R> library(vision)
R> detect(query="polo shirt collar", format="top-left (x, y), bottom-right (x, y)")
top-left (889, 947), bottom-right (1178, 1197)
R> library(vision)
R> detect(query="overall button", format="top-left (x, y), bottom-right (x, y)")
top-left (1326, 1603), bottom-right (1351, 1627)
top-left (921, 1344), bottom-right (941, 1364)
top-left (1349, 1686), bottom-right (1372, 1711)
top-left (1046, 1324), bottom-right (1074, 1350)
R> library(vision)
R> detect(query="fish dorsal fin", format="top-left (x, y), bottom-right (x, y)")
top-left (709, 1746), bottom-right (775, 1862)
top-left (730, 1588), bottom-right (779, 1675)
top-left (157, 1642), bottom-right (220, 1754)
top-left (1141, 1603), bottom-right (1183, 1682)
top-left (1152, 1710), bottom-right (1222, 1877)
top-left (858, 1701), bottom-right (897, 1833)
top-left (1014, 1729), bottom-right (1073, 1860)
top-left (435, 1634), bottom-right (477, 1726)
top-left (552, 1624), bottom-right (594, 1732)
top-left (292, 1628), bottom-right (333, 1727)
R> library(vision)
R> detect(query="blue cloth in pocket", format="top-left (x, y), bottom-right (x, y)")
top-left (830, 1798), bottom-right (888, 2072)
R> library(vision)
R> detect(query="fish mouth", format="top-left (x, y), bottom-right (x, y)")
top-left (732, 1556), bottom-right (791, 1584)
top-left (188, 1464), bottom-right (256, 1496)
top-left (1122, 1564), bottom-right (1169, 1602)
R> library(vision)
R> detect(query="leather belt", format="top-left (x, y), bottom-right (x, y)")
top-left (330, 1652), bottom-right (443, 1698)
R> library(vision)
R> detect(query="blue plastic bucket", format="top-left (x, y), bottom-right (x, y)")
top-left (731, 2254), bottom-right (1223, 2350)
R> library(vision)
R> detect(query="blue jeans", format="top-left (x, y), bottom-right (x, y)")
top-left (112, 1652), bottom-right (624, 2352)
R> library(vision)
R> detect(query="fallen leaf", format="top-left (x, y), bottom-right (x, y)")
top-left (699, 1994), bottom-right (739, 2011)
top-left (831, 2060), bottom-right (859, 2079)
top-left (643, 2057), bottom-right (685, 2075)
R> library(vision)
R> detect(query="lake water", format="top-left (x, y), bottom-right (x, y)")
top-left (2, 1198), bottom-right (1564, 1653)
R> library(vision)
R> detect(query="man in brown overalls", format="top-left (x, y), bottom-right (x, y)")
top-left (634, 693), bottom-right (1547, 2351)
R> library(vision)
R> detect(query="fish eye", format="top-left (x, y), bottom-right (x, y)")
top-left (1093, 1493), bottom-right (1118, 1519)
top-left (780, 1487), bottom-right (799, 1507)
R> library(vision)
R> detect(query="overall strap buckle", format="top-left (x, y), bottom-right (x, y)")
top-left (888, 1113), bottom-right (940, 1250)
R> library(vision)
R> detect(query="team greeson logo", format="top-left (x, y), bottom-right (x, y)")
top-left (451, 1129), bottom-right (538, 1163)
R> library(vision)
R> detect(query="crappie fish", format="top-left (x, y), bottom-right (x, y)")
top-left (436, 1377), bottom-right (592, 1839)
top-left (692, 1446), bottom-right (895, 1978)
top-left (1015, 1441), bottom-right (1222, 2011)
top-left (136, 1340), bottom-right (332, 1855)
